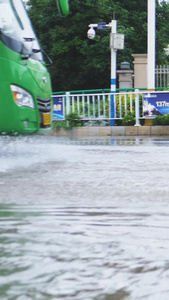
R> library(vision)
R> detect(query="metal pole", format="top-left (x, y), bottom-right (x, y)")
top-left (147, 0), bottom-right (156, 90)
top-left (134, 89), bottom-right (141, 126)
top-left (110, 20), bottom-right (117, 126)
top-left (66, 92), bottom-right (70, 115)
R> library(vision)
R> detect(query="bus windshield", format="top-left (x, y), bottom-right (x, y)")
top-left (0, 0), bottom-right (43, 61)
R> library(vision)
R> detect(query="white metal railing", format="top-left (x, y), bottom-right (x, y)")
top-left (64, 90), bottom-right (144, 125)
top-left (65, 92), bottom-right (111, 119)
top-left (53, 90), bottom-right (169, 125)
top-left (156, 65), bottom-right (169, 88)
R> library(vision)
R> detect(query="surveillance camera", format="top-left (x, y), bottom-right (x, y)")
top-left (87, 28), bottom-right (96, 39)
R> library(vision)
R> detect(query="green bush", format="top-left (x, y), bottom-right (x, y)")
top-left (53, 112), bottom-right (82, 130)
top-left (66, 112), bottom-right (82, 128)
top-left (53, 120), bottom-right (67, 130)
top-left (115, 119), bottom-right (122, 126)
top-left (121, 113), bottom-right (135, 126)
top-left (151, 114), bottom-right (169, 126)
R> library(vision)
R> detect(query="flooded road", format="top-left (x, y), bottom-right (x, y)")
top-left (1, 135), bottom-right (169, 300)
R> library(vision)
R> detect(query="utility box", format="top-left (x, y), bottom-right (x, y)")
top-left (110, 33), bottom-right (124, 50)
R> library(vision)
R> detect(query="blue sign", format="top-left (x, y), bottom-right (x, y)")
top-left (97, 22), bottom-right (106, 30)
top-left (52, 96), bottom-right (65, 120)
top-left (143, 92), bottom-right (169, 117)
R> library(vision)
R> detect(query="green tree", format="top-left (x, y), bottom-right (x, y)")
top-left (156, 0), bottom-right (169, 64)
top-left (27, 0), bottom-right (169, 91)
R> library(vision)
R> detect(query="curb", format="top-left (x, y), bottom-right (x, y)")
top-left (51, 126), bottom-right (169, 137)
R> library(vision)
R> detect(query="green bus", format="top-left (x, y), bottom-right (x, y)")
top-left (0, 0), bottom-right (69, 134)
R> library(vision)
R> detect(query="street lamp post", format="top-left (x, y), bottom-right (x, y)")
top-left (110, 20), bottom-right (117, 126)
top-left (87, 20), bottom-right (124, 126)
top-left (147, 0), bottom-right (156, 90)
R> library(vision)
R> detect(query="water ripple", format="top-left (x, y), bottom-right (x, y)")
top-left (1, 136), bottom-right (169, 299)
top-left (0, 205), bottom-right (169, 299)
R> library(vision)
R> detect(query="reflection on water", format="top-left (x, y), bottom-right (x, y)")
top-left (1, 135), bottom-right (169, 299)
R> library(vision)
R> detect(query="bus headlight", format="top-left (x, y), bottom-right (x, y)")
top-left (10, 85), bottom-right (35, 109)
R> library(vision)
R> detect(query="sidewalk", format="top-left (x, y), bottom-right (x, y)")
top-left (51, 126), bottom-right (169, 137)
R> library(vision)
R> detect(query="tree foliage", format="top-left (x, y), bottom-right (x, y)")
top-left (27, 0), bottom-right (169, 91)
